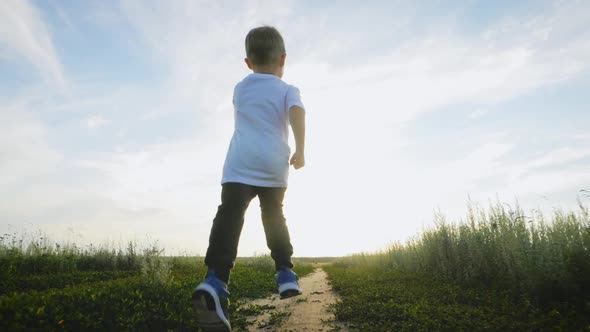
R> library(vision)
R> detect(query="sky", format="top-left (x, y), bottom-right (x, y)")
top-left (1, 0), bottom-right (589, 257)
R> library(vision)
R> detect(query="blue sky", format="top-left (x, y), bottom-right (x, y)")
top-left (1, 0), bottom-right (589, 256)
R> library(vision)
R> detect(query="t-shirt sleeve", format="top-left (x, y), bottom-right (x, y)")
top-left (232, 83), bottom-right (239, 106)
top-left (286, 85), bottom-right (305, 112)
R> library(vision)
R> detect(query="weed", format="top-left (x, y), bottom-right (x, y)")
top-left (257, 310), bottom-right (292, 328)
top-left (236, 303), bottom-right (275, 316)
top-left (140, 243), bottom-right (171, 286)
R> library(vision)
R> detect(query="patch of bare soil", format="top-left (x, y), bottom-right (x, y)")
top-left (242, 267), bottom-right (349, 332)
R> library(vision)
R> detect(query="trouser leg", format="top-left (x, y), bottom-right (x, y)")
top-left (204, 182), bottom-right (256, 284)
top-left (257, 186), bottom-right (294, 271)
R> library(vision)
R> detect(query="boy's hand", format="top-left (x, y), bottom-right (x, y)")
top-left (290, 151), bottom-right (305, 169)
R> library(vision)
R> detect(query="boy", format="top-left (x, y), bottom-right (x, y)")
top-left (192, 26), bottom-right (306, 332)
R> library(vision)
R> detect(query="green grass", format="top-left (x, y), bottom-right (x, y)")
top-left (0, 270), bottom-right (138, 294)
top-left (335, 202), bottom-right (590, 309)
top-left (325, 265), bottom-right (588, 331)
top-left (0, 239), bottom-right (312, 331)
top-left (328, 201), bottom-right (590, 331)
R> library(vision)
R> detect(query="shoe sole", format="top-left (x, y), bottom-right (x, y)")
top-left (280, 288), bottom-right (303, 299)
top-left (278, 281), bottom-right (302, 299)
top-left (192, 285), bottom-right (231, 332)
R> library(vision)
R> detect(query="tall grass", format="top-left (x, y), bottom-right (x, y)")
top-left (0, 232), bottom-right (141, 276)
top-left (337, 201), bottom-right (590, 307)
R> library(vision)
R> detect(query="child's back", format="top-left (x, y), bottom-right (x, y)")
top-left (222, 73), bottom-right (303, 187)
top-left (192, 26), bottom-right (306, 332)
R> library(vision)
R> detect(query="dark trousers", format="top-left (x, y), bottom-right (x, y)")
top-left (204, 182), bottom-right (294, 284)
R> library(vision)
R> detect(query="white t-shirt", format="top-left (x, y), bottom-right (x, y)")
top-left (221, 73), bottom-right (305, 187)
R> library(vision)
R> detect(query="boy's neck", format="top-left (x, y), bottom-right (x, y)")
top-left (252, 65), bottom-right (283, 78)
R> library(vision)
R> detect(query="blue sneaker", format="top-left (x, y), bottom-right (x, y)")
top-left (276, 267), bottom-right (303, 299)
top-left (192, 271), bottom-right (231, 332)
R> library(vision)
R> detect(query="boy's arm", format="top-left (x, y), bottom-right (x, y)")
top-left (289, 106), bottom-right (305, 169)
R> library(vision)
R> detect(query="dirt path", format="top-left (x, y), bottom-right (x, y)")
top-left (242, 267), bottom-right (349, 331)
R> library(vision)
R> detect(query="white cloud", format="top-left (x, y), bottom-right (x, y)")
top-left (0, 127), bottom-right (224, 255)
top-left (469, 109), bottom-right (489, 118)
top-left (292, 34), bottom-right (587, 130)
top-left (0, 103), bottom-right (62, 187)
top-left (524, 147), bottom-right (590, 170)
top-left (85, 115), bottom-right (108, 129)
top-left (74, 139), bottom-right (225, 211)
top-left (119, 1), bottom-right (283, 115)
top-left (0, 0), bottom-right (67, 89)
top-left (51, 137), bottom-right (229, 252)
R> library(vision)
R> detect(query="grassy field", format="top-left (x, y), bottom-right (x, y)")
top-left (2, 201), bottom-right (588, 331)
top-left (325, 202), bottom-right (590, 331)
top-left (0, 238), bottom-right (313, 331)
